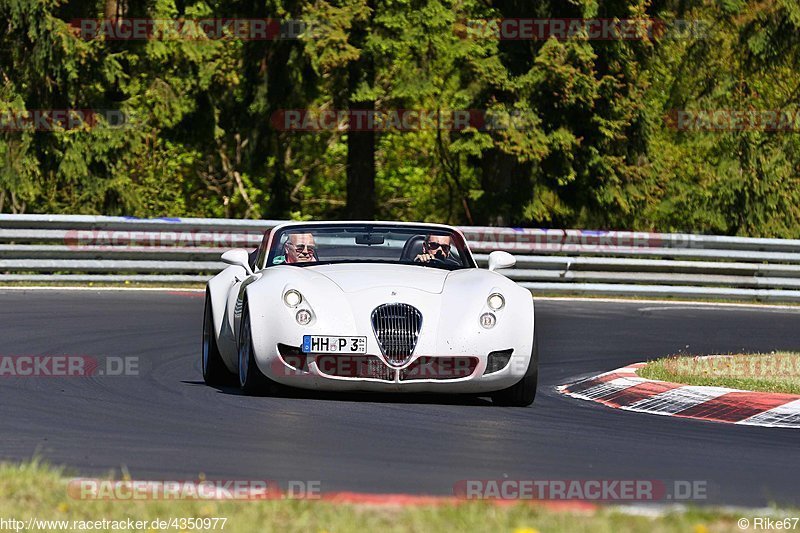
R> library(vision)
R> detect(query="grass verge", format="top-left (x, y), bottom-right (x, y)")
top-left (638, 353), bottom-right (800, 395)
top-left (0, 461), bottom-right (795, 532)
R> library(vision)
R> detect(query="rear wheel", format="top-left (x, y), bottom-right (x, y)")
top-left (491, 331), bottom-right (538, 407)
top-left (202, 292), bottom-right (234, 385)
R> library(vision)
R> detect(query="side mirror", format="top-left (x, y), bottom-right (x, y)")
top-left (488, 250), bottom-right (515, 272)
top-left (221, 249), bottom-right (254, 275)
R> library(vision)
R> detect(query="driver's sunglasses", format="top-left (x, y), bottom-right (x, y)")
top-left (292, 244), bottom-right (315, 254)
top-left (426, 241), bottom-right (451, 253)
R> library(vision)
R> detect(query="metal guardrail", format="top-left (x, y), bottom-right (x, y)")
top-left (2, 214), bottom-right (800, 302)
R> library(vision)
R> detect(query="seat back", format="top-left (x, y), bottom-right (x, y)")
top-left (400, 234), bottom-right (426, 261)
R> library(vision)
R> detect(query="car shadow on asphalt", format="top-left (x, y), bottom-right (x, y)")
top-left (182, 380), bottom-right (494, 407)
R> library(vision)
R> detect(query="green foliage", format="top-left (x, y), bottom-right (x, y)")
top-left (0, 0), bottom-right (797, 238)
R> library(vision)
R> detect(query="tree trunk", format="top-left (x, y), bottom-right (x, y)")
top-left (261, 35), bottom-right (296, 219)
top-left (475, 148), bottom-right (532, 226)
top-left (346, 100), bottom-right (376, 220)
top-left (267, 131), bottom-right (292, 218)
top-left (345, 8), bottom-right (376, 220)
top-left (105, 0), bottom-right (118, 19)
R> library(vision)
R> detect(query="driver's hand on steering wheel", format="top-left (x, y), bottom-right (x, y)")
top-left (414, 253), bottom-right (437, 263)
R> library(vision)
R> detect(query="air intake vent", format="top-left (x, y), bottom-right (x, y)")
top-left (371, 303), bottom-right (422, 366)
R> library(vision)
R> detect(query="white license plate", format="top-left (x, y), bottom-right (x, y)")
top-left (302, 335), bottom-right (367, 354)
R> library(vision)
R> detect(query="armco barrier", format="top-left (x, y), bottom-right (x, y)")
top-left (1, 214), bottom-right (800, 302)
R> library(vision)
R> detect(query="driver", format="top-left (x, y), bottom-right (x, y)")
top-left (283, 232), bottom-right (317, 264)
top-left (414, 234), bottom-right (455, 264)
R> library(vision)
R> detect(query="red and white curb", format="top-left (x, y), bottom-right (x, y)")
top-left (558, 363), bottom-right (800, 428)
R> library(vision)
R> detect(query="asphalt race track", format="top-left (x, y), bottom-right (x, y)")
top-left (1, 289), bottom-right (799, 507)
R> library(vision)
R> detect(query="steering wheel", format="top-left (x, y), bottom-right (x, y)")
top-left (415, 255), bottom-right (459, 267)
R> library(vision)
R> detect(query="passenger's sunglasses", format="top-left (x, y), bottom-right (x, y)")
top-left (426, 241), bottom-right (451, 254)
top-left (289, 244), bottom-right (315, 254)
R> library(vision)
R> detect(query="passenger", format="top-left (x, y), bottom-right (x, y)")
top-left (284, 233), bottom-right (317, 264)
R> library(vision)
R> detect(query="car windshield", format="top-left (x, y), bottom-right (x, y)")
top-left (265, 224), bottom-right (474, 270)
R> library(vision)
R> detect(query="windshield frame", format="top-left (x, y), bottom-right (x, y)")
top-left (261, 223), bottom-right (477, 270)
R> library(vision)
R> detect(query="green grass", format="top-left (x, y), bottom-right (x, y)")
top-left (638, 353), bottom-right (800, 395)
top-left (0, 461), bottom-right (794, 532)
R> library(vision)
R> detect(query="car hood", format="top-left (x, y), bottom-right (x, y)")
top-left (307, 263), bottom-right (450, 294)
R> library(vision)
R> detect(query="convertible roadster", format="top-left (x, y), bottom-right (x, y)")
top-left (202, 221), bottom-right (537, 406)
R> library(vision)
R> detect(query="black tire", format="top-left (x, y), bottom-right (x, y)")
top-left (202, 291), bottom-right (234, 386)
top-left (237, 302), bottom-right (279, 395)
top-left (491, 330), bottom-right (538, 407)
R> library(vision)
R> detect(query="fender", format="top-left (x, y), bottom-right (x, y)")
top-left (207, 265), bottom-right (247, 372)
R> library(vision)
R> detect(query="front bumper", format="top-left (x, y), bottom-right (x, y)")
top-left (257, 345), bottom-right (530, 393)
top-left (245, 280), bottom-right (535, 394)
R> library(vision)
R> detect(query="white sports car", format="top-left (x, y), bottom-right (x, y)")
top-left (202, 221), bottom-right (537, 406)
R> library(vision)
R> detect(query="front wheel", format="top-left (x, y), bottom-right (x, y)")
top-left (202, 292), bottom-right (234, 386)
top-left (491, 331), bottom-right (538, 407)
top-left (237, 303), bottom-right (281, 395)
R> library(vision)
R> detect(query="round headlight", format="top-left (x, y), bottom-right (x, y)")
top-left (480, 312), bottom-right (496, 329)
top-left (284, 289), bottom-right (302, 307)
top-left (487, 293), bottom-right (505, 310)
top-left (296, 309), bottom-right (312, 325)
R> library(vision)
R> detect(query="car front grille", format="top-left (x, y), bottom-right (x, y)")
top-left (371, 303), bottom-right (423, 366)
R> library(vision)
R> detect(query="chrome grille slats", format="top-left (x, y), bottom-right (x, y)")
top-left (405, 310), bottom-right (412, 356)
top-left (371, 303), bottom-right (422, 366)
